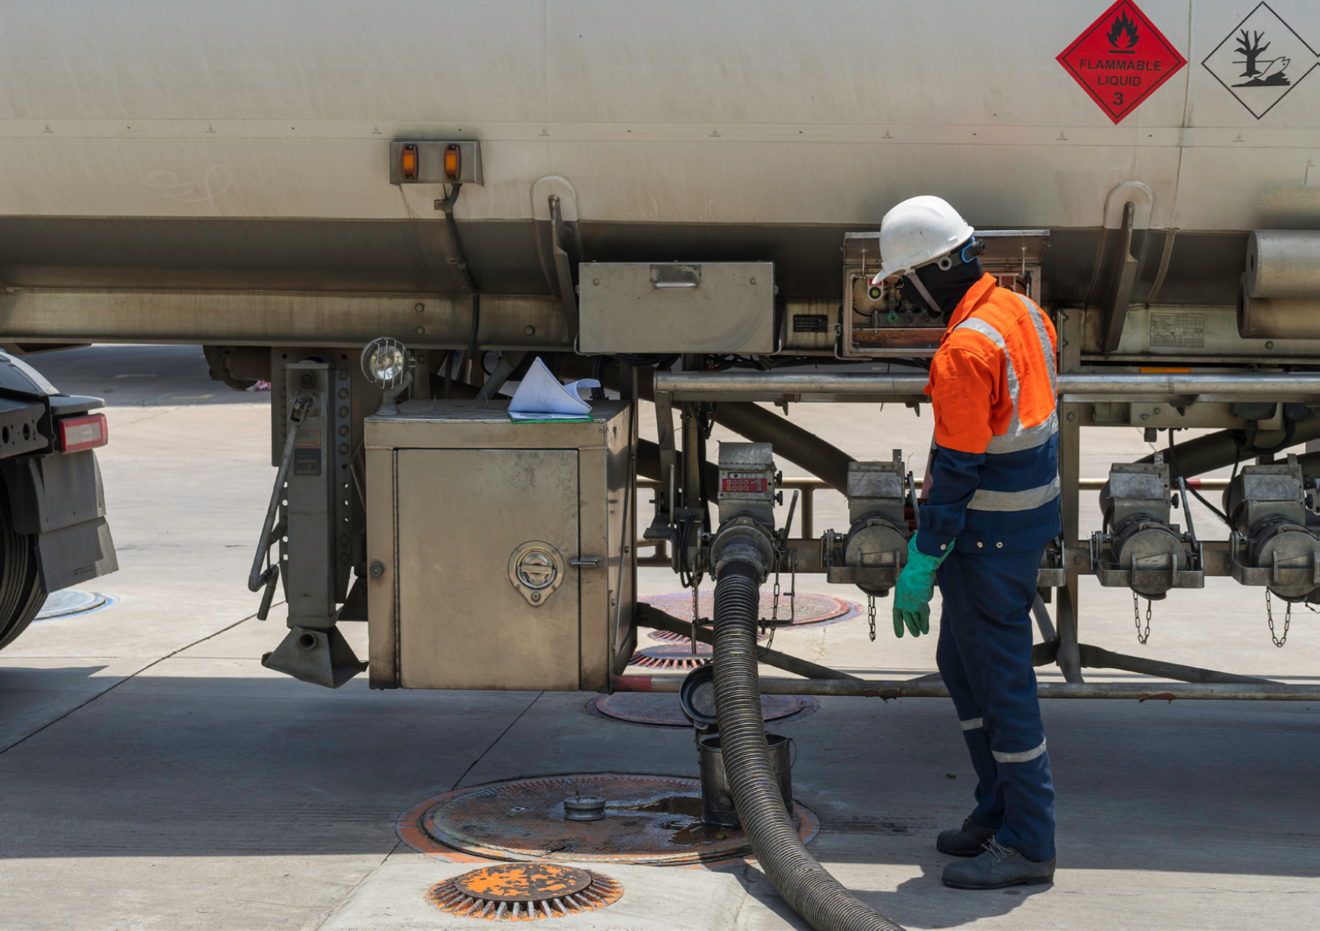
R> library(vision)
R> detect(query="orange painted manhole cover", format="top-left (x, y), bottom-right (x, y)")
top-left (428, 862), bottom-right (623, 921)
top-left (398, 773), bottom-right (819, 867)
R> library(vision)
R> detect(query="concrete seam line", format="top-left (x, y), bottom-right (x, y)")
top-left (310, 839), bottom-right (404, 931)
top-left (451, 691), bottom-right (544, 791)
top-left (0, 602), bottom-right (283, 757)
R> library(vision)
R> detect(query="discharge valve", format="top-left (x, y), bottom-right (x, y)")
top-left (1225, 453), bottom-right (1320, 605)
top-left (708, 442), bottom-right (781, 583)
top-left (1091, 453), bottom-right (1204, 600)
top-left (821, 453), bottom-right (913, 596)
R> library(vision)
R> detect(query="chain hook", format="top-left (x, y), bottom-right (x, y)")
top-left (690, 578), bottom-right (700, 655)
top-left (1133, 591), bottom-right (1152, 645)
top-left (1266, 589), bottom-right (1290, 648)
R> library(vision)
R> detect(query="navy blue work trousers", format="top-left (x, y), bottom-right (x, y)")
top-left (935, 547), bottom-right (1056, 862)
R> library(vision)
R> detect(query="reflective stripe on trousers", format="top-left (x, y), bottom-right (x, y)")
top-left (992, 738), bottom-right (1047, 764)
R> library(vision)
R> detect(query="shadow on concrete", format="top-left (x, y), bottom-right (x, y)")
top-left (721, 859), bottom-right (1044, 931)
top-left (875, 864), bottom-right (1048, 928)
top-left (21, 344), bottom-right (267, 406)
top-left (0, 672), bottom-right (1318, 889)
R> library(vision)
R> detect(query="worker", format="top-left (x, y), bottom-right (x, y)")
top-left (881, 196), bottom-right (1059, 890)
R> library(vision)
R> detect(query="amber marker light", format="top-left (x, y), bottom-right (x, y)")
top-left (401, 143), bottom-right (419, 180)
top-left (444, 144), bottom-right (461, 181)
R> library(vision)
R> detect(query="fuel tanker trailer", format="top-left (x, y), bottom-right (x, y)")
top-left (2, 0), bottom-right (1320, 926)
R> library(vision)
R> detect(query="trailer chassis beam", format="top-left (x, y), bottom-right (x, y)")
top-left (616, 675), bottom-right (1320, 701)
top-left (653, 371), bottom-right (1320, 403)
top-left (0, 289), bottom-right (568, 350)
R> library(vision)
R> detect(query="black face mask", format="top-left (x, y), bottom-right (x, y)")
top-left (912, 248), bottom-right (985, 319)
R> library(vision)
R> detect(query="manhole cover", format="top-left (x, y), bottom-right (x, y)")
top-left (628, 642), bottom-right (711, 669)
top-left (588, 692), bottom-right (818, 728)
top-left (642, 591), bottom-right (859, 629)
top-left (427, 862), bottom-right (622, 921)
top-left (35, 591), bottom-right (117, 621)
top-left (398, 773), bottom-right (819, 866)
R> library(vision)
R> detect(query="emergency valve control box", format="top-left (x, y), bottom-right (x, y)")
top-left (364, 400), bottom-right (635, 692)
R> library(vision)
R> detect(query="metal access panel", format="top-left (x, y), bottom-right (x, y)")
top-left (398, 448), bottom-right (580, 689)
top-left (366, 400), bottom-right (635, 692)
top-left (578, 262), bottom-right (774, 354)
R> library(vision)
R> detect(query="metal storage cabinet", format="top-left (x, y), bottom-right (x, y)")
top-left (365, 400), bottom-right (635, 691)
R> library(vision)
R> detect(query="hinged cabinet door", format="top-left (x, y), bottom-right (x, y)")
top-left (397, 448), bottom-right (580, 690)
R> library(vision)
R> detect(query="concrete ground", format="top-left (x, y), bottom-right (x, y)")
top-left (1, 346), bottom-right (1317, 931)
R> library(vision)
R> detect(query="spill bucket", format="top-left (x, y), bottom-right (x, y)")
top-left (697, 732), bottom-right (794, 828)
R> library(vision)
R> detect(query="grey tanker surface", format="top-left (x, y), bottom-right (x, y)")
top-left (0, 0), bottom-right (1314, 341)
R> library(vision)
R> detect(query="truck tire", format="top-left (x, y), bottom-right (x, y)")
top-left (0, 493), bottom-right (47, 651)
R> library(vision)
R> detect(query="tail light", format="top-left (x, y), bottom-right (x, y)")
top-left (401, 143), bottom-right (419, 181)
top-left (59, 413), bottom-right (108, 453)
top-left (444, 144), bottom-right (461, 181)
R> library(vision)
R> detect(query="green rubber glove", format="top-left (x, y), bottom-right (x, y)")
top-left (892, 536), bottom-right (954, 638)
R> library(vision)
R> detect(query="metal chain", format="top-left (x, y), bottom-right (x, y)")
top-left (690, 579), bottom-right (700, 655)
top-left (1266, 589), bottom-right (1291, 648)
top-left (768, 564), bottom-right (786, 645)
top-left (868, 594), bottom-right (877, 642)
top-left (788, 560), bottom-right (796, 623)
top-left (1133, 591), bottom-right (1151, 645)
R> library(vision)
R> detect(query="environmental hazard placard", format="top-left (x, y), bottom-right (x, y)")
top-left (1057, 0), bottom-right (1187, 123)
top-left (1202, 2), bottom-right (1318, 120)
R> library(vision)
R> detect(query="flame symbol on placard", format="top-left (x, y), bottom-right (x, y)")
top-left (1108, 10), bottom-right (1139, 51)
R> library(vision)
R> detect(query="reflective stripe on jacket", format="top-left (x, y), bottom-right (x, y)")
top-left (915, 274), bottom-right (1062, 556)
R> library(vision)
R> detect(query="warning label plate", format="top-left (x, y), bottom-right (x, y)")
top-left (1149, 313), bottom-right (1205, 350)
top-left (1201, 2), bottom-right (1318, 120)
top-left (1057, 0), bottom-right (1187, 123)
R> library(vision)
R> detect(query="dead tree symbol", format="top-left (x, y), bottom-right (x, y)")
top-left (1236, 29), bottom-right (1269, 78)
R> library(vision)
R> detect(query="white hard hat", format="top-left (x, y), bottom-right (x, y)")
top-left (870, 195), bottom-right (975, 285)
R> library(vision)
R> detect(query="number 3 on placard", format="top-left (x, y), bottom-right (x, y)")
top-left (1113, 91), bottom-right (1124, 106)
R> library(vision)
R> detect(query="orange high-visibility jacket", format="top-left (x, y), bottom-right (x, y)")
top-left (915, 274), bottom-right (1062, 557)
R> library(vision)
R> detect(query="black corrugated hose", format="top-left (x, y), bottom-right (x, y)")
top-left (712, 561), bottom-right (905, 931)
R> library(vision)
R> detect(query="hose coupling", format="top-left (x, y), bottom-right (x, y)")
top-left (709, 516), bottom-right (778, 582)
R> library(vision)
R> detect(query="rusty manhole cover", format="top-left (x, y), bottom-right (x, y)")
top-left (642, 591), bottom-right (859, 629)
top-left (398, 773), bottom-right (819, 866)
top-left (588, 691), bottom-right (818, 728)
top-left (628, 642), bottom-right (711, 669)
top-left (648, 629), bottom-right (769, 644)
top-left (427, 862), bottom-right (623, 921)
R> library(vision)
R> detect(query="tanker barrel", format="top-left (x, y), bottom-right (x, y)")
top-left (1238, 231), bottom-right (1320, 339)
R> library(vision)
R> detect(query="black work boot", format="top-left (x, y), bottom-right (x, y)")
top-left (941, 838), bottom-right (1055, 889)
top-left (936, 818), bottom-right (997, 857)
